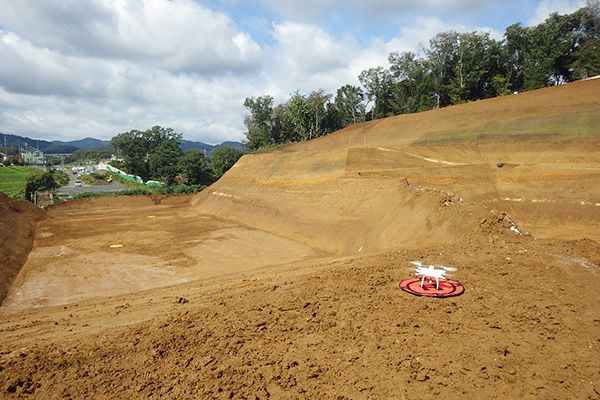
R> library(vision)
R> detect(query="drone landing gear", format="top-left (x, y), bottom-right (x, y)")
top-left (421, 276), bottom-right (441, 290)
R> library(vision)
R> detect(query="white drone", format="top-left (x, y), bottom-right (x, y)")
top-left (410, 261), bottom-right (457, 290)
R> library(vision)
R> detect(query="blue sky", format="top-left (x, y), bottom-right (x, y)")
top-left (0, 0), bottom-right (586, 143)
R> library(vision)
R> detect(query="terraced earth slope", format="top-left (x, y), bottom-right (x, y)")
top-left (0, 79), bottom-right (599, 399)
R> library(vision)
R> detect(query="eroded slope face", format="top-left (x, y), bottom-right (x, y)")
top-left (193, 79), bottom-right (600, 245)
top-left (192, 148), bottom-right (484, 255)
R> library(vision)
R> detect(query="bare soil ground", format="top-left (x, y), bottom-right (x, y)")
top-left (1, 80), bottom-right (599, 399)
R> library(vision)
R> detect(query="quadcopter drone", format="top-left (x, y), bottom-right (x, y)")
top-left (409, 261), bottom-right (457, 290)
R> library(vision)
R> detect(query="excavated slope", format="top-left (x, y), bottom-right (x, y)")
top-left (192, 79), bottom-right (600, 251)
top-left (0, 192), bottom-right (45, 303)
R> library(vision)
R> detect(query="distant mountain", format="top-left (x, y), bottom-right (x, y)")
top-left (44, 143), bottom-right (80, 153)
top-left (0, 132), bottom-right (246, 154)
top-left (179, 139), bottom-right (247, 153)
top-left (53, 137), bottom-right (110, 149)
top-left (179, 139), bottom-right (214, 152)
top-left (0, 132), bottom-right (78, 153)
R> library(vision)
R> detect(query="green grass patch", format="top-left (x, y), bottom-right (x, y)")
top-left (411, 110), bottom-right (600, 147)
top-left (0, 166), bottom-right (43, 199)
top-left (80, 171), bottom-right (108, 185)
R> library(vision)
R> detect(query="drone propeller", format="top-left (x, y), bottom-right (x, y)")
top-left (410, 261), bottom-right (456, 271)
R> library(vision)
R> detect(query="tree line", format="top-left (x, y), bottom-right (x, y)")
top-left (243, 2), bottom-right (600, 151)
top-left (110, 126), bottom-right (244, 186)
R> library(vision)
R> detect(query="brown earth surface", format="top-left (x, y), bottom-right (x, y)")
top-left (1, 79), bottom-right (599, 399)
top-left (0, 193), bottom-right (45, 304)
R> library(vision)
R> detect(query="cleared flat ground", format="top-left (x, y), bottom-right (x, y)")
top-left (1, 196), bottom-right (321, 311)
top-left (1, 80), bottom-right (599, 399)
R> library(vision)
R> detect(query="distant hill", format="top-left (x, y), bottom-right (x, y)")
top-left (0, 132), bottom-right (246, 154)
top-left (0, 132), bottom-right (79, 154)
top-left (53, 137), bottom-right (110, 149)
top-left (179, 139), bottom-right (247, 152)
top-left (179, 139), bottom-right (214, 152)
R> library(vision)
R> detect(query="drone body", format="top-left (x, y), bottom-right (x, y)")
top-left (409, 261), bottom-right (457, 290)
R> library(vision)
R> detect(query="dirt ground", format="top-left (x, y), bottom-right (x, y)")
top-left (1, 79), bottom-right (599, 399)
top-left (0, 193), bottom-right (45, 304)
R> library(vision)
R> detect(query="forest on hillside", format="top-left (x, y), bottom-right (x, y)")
top-left (243, 2), bottom-right (600, 150)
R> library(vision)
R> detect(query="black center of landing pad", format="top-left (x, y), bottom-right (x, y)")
top-left (399, 278), bottom-right (465, 298)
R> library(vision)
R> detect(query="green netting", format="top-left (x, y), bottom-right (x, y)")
top-left (105, 165), bottom-right (163, 186)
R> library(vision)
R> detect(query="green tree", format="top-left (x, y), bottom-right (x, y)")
top-left (286, 92), bottom-right (311, 141)
top-left (148, 140), bottom-right (183, 185)
top-left (359, 66), bottom-right (394, 119)
top-left (177, 149), bottom-right (213, 185)
top-left (388, 51), bottom-right (435, 113)
top-left (521, 16), bottom-right (573, 88)
top-left (243, 96), bottom-right (274, 150)
top-left (111, 126), bottom-right (182, 181)
top-left (504, 23), bottom-right (528, 92)
top-left (271, 103), bottom-right (295, 144)
top-left (24, 169), bottom-right (68, 202)
top-left (334, 84), bottom-right (365, 127)
top-left (448, 32), bottom-right (504, 103)
top-left (322, 101), bottom-right (344, 134)
top-left (306, 89), bottom-right (333, 139)
top-left (425, 31), bottom-right (460, 108)
top-left (211, 146), bottom-right (245, 178)
top-left (565, 1), bottom-right (600, 80)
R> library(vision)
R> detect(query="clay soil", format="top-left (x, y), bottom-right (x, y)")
top-left (1, 80), bottom-right (599, 399)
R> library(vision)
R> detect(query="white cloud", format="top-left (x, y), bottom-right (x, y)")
top-left (527, 0), bottom-right (585, 25)
top-left (0, 28), bottom-right (255, 143)
top-left (0, 0), bottom-right (265, 143)
top-left (0, 31), bottom-right (113, 98)
top-left (387, 17), bottom-right (504, 53)
top-left (0, 0), bottom-right (261, 74)
top-left (270, 23), bottom-right (351, 75)
top-left (260, 17), bottom-right (503, 103)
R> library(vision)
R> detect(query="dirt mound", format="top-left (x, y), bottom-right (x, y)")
top-left (0, 192), bottom-right (45, 304)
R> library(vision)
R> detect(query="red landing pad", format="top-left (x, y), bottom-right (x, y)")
top-left (400, 278), bottom-right (465, 298)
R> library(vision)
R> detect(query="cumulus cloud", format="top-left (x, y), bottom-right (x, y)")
top-left (270, 23), bottom-right (351, 76)
top-left (0, 0), bottom-right (264, 143)
top-left (260, 17), bottom-right (503, 102)
top-left (527, 0), bottom-right (585, 25)
top-left (0, 31), bottom-right (113, 98)
top-left (0, 67), bottom-right (254, 143)
top-left (0, 0), bottom-right (261, 74)
top-left (387, 17), bottom-right (504, 52)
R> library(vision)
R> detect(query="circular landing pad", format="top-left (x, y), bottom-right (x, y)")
top-left (400, 278), bottom-right (465, 298)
